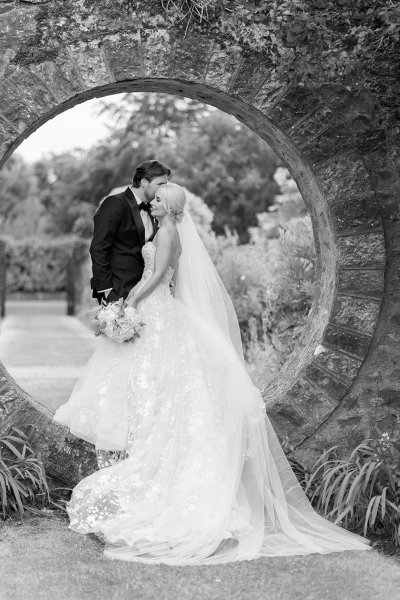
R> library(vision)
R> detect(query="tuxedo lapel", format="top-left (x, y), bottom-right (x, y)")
top-left (124, 187), bottom-right (145, 246)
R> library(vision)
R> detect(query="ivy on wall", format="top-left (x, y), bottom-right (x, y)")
top-left (12, 0), bottom-right (400, 87)
top-left (159, 0), bottom-right (400, 83)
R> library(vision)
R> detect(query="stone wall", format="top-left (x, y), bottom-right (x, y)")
top-left (0, 0), bottom-right (398, 483)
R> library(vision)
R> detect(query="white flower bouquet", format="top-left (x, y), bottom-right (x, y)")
top-left (94, 298), bottom-right (144, 343)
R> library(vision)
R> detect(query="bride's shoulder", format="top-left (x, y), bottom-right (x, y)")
top-left (156, 224), bottom-right (179, 246)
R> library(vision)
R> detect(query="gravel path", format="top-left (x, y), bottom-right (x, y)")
top-left (0, 300), bottom-right (95, 411)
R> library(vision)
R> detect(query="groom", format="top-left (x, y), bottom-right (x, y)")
top-left (90, 160), bottom-right (171, 304)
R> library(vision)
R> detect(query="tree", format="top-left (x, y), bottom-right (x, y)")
top-left (98, 93), bottom-right (281, 241)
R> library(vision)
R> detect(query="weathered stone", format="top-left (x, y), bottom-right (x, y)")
top-left (0, 75), bottom-right (47, 132)
top-left (267, 402), bottom-right (314, 446)
top-left (28, 54), bottom-right (85, 103)
top-left (323, 324), bottom-right (372, 358)
top-left (377, 388), bottom-right (400, 411)
top-left (290, 104), bottom-right (334, 147)
top-left (314, 345), bottom-right (362, 380)
top-left (315, 157), bottom-right (371, 203)
top-left (304, 363), bottom-right (348, 402)
top-left (285, 378), bottom-right (336, 425)
top-left (331, 194), bottom-right (382, 233)
top-left (102, 32), bottom-right (142, 80)
top-left (66, 40), bottom-right (111, 89)
top-left (0, 370), bottom-right (96, 486)
top-left (337, 268), bottom-right (384, 299)
top-left (0, 116), bottom-right (18, 155)
top-left (203, 43), bottom-right (242, 92)
top-left (331, 295), bottom-right (381, 336)
top-left (302, 122), bottom-right (355, 164)
top-left (252, 74), bottom-right (290, 116)
top-left (337, 233), bottom-right (386, 268)
top-left (142, 29), bottom-right (173, 78)
top-left (170, 34), bottom-right (211, 82)
top-left (268, 87), bottom-right (321, 133)
top-left (230, 56), bottom-right (270, 102)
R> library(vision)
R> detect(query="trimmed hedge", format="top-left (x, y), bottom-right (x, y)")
top-left (2, 236), bottom-right (89, 294)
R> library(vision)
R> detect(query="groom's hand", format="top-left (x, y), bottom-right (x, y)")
top-left (103, 289), bottom-right (120, 304)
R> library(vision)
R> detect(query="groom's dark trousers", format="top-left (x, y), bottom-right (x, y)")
top-left (90, 187), bottom-right (151, 304)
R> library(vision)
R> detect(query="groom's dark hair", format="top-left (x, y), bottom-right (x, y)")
top-left (132, 160), bottom-right (171, 187)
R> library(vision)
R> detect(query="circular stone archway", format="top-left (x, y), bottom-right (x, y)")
top-left (0, 2), bottom-right (398, 485)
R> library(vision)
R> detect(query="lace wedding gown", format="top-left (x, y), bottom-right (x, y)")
top-left (54, 241), bottom-right (370, 564)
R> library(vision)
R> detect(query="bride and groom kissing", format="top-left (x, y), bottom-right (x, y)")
top-left (90, 160), bottom-right (171, 306)
top-left (53, 159), bottom-right (370, 565)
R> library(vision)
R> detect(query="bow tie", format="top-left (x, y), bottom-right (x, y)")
top-left (137, 202), bottom-right (152, 213)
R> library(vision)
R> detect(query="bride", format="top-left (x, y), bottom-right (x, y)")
top-left (54, 182), bottom-right (370, 565)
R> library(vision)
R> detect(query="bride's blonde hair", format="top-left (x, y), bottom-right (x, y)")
top-left (157, 183), bottom-right (186, 222)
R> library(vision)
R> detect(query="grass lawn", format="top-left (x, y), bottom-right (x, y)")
top-left (1, 515), bottom-right (400, 600)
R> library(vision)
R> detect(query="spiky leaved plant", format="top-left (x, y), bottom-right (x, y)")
top-left (0, 421), bottom-right (50, 519)
top-left (305, 433), bottom-right (400, 546)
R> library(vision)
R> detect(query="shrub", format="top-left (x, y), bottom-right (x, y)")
top-left (2, 235), bottom-right (88, 293)
top-left (211, 216), bottom-right (315, 370)
top-left (298, 433), bottom-right (400, 546)
top-left (0, 421), bottom-right (49, 519)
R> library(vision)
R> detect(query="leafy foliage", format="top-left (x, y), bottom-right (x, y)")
top-left (0, 422), bottom-right (49, 519)
top-left (10, 94), bottom-right (280, 241)
top-left (161, 0), bottom-right (400, 84)
top-left (292, 432), bottom-right (400, 546)
top-left (3, 235), bottom-right (87, 293)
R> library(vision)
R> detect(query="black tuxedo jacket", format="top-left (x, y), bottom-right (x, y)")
top-left (90, 187), bottom-right (156, 301)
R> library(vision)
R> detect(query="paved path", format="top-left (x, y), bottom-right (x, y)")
top-left (0, 300), bottom-right (95, 412)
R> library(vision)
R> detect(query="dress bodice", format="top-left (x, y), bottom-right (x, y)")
top-left (141, 241), bottom-right (174, 287)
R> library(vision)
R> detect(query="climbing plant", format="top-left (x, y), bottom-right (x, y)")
top-left (14, 0), bottom-right (400, 87)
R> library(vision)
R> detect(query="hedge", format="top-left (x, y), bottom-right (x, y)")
top-left (1, 236), bottom-right (89, 294)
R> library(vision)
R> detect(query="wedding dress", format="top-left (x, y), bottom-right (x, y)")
top-left (54, 214), bottom-right (370, 565)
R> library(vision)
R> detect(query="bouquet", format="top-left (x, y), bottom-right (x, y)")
top-left (94, 298), bottom-right (144, 343)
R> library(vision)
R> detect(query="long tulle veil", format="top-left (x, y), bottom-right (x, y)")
top-left (175, 210), bottom-right (245, 364)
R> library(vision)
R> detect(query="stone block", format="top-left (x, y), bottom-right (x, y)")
top-left (0, 71), bottom-right (53, 132)
top-left (301, 122), bottom-right (355, 164)
top-left (28, 53), bottom-right (84, 102)
top-left (0, 116), bottom-right (18, 154)
top-left (304, 363), bottom-right (348, 403)
top-left (171, 34), bottom-right (212, 83)
top-left (267, 402), bottom-right (314, 446)
top-left (102, 32), bottom-right (142, 80)
top-left (356, 128), bottom-right (386, 155)
top-left (290, 104), bottom-right (333, 147)
top-left (337, 233), bottom-right (386, 269)
top-left (141, 29), bottom-right (173, 78)
top-left (313, 345), bottom-right (362, 380)
top-left (331, 295), bottom-right (381, 336)
top-left (268, 86), bottom-right (321, 133)
top-left (252, 74), bottom-right (289, 116)
top-left (66, 40), bottom-right (111, 89)
top-left (203, 43), bottom-right (242, 92)
top-left (230, 56), bottom-right (271, 101)
top-left (331, 194), bottom-right (382, 233)
top-left (323, 324), bottom-right (372, 358)
top-left (316, 156), bottom-right (372, 204)
top-left (285, 378), bottom-right (336, 424)
top-left (377, 389), bottom-right (400, 414)
top-left (337, 268), bottom-right (384, 299)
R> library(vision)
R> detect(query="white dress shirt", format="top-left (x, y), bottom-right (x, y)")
top-left (98, 188), bottom-right (154, 296)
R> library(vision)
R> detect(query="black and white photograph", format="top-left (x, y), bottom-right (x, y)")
top-left (0, 1), bottom-right (399, 599)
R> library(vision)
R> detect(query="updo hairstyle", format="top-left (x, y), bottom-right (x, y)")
top-left (157, 183), bottom-right (186, 222)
